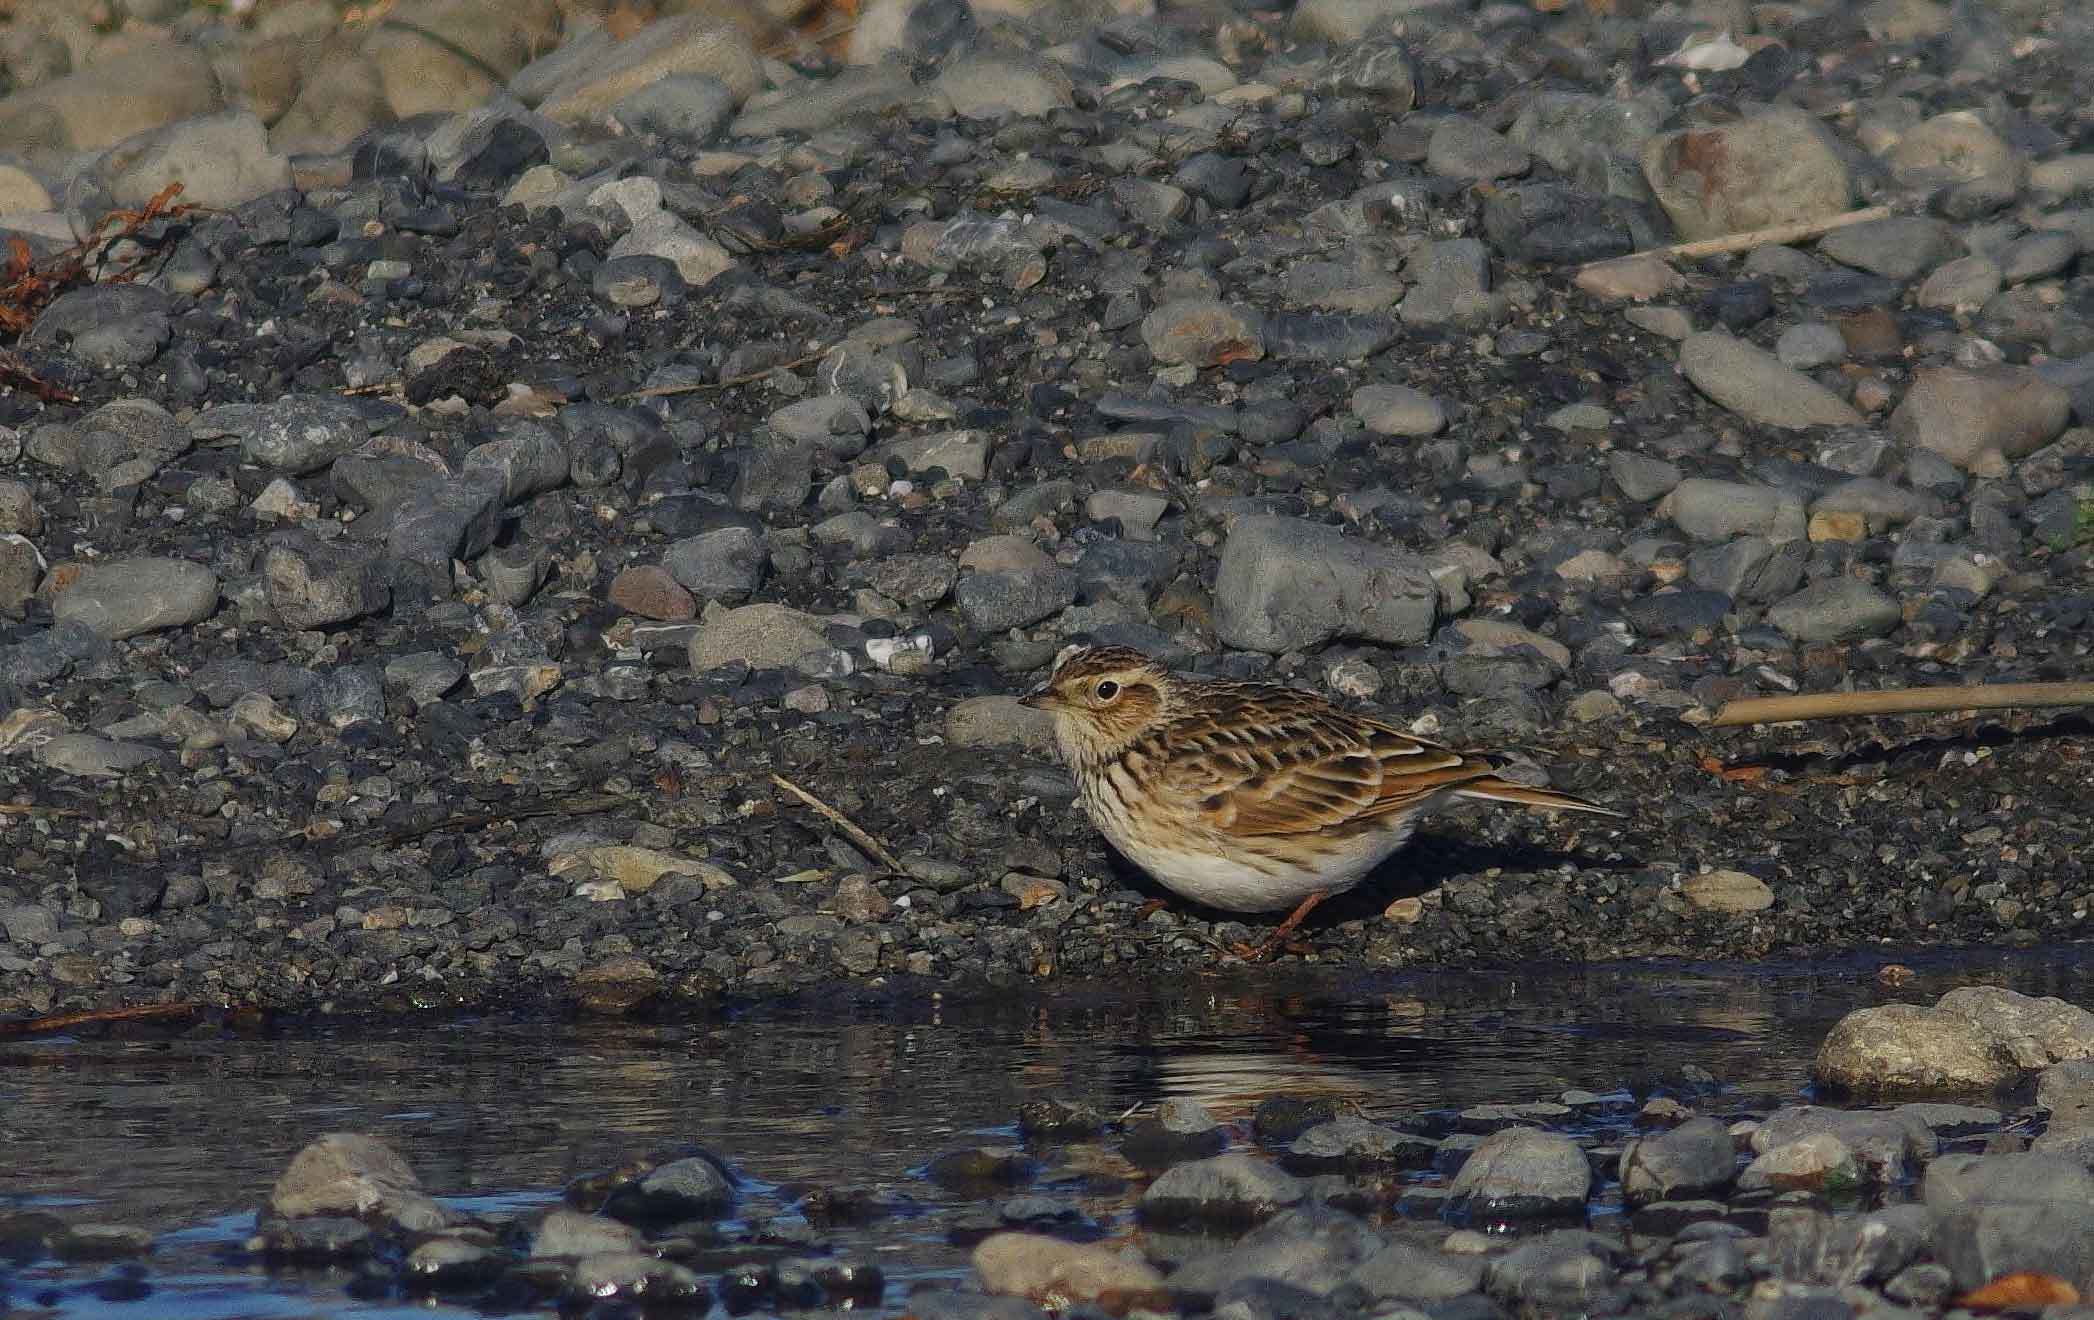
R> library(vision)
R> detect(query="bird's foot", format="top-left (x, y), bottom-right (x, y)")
top-left (1226, 890), bottom-right (1330, 963)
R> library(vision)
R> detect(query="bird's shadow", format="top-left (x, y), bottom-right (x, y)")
top-left (1102, 830), bottom-right (1636, 934)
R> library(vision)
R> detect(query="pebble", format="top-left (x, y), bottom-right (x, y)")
top-left (1214, 516), bottom-right (1436, 653)
top-left (50, 559), bottom-right (219, 640)
top-left (1677, 333), bottom-right (1864, 430)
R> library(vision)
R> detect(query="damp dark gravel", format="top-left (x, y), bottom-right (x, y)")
top-left (1, 0), bottom-right (2093, 1020)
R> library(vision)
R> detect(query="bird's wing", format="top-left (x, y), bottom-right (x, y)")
top-left (1152, 693), bottom-right (1491, 837)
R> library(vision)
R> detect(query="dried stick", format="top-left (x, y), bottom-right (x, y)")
top-left (1708, 681), bottom-right (2094, 727)
top-left (769, 772), bottom-right (904, 873)
top-left (618, 348), bottom-right (830, 402)
top-left (1580, 205), bottom-right (1896, 269)
top-left (0, 1001), bottom-right (203, 1039)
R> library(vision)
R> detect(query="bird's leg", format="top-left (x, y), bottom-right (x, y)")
top-left (1132, 898), bottom-right (1167, 921)
top-left (1232, 890), bottom-right (1329, 962)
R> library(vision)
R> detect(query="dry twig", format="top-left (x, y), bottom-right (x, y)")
top-left (0, 1001), bottom-right (204, 1039)
top-left (769, 772), bottom-right (904, 873)
top-left (1579, 204), bottom-right (1895, 270)
top-left (617, 347), bottom-right (831, 402)
top-left (1709, 681), bottom-right (2094, 727)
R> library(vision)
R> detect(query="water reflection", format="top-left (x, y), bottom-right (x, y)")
top-left (9, 947), bottom-right (2093, 1245)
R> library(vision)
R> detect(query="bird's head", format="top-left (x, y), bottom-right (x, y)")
top-left (1020, 644), bottom-right (1172, 768)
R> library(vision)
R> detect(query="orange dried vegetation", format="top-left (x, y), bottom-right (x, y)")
top-left (1957, 1273), bottom-right (2081, 1312)
top-left (0, 181), bottom-right (208, 402)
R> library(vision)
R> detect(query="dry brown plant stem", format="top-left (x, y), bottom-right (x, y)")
top-left (1708, 681), bottom-right (2094, 727)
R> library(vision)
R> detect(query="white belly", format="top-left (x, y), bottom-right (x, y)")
top-left (1077, 770), bottom-right (1418, 913)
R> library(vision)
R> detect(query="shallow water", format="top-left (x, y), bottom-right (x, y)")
top-left (7, 947), bottom-right (2094, 1318)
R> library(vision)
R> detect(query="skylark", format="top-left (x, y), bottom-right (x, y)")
top-left (1020, 645), bottom-right (1622, 960)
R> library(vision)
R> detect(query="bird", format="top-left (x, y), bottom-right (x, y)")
top-left (1018, 644), bottom-right (1622, 961)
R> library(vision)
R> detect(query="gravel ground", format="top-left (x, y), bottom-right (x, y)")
top-left (1, 0), bottom-right (2092, 1018)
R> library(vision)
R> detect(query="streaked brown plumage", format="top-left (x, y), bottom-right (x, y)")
top-left (1020, 644), bottom-right (1622, 959)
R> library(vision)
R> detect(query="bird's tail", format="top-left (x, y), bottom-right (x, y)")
top-left (1453, 777), bottom-right (1625, 818)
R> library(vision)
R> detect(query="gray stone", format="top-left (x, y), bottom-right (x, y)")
top-left (884, 430), bottom-right (990, 481)
top-left (270, 1133), bottom-right (450, 1232)
top-left (1482, 1231), bottom-right (1617, 1304)
top-left (53, 558), bottom-right (218, 639)
top-left (1739, 1132), bottom-right (1861, 1194)
top-left (263, 536), bottom-right (390, 631)
top-left (1925, 1150), bottom-right (2094, 1212)
top-left (1688, 536), bottom-right (1806, 603)
top-left (617, 1156), bottom-right (734, 1219)
top-left (36, 732), bottom-right (162, 777)
top-left (1678, 332), bottom-right (1864, 430)
top-left (1138, 1155), bottom-right (1305, 1226)
top-left (1349, 1239), bottom-right (1487, 1303)
top-left (871, 553), bottom-right (958, 606)
top-left (403, 1236), bottom-right (498, 1285)
top-left (1447, 1127), bottom-right (1591, 1218)
top-left (934, 51), bottom-right (1074, 120)
top-left (26, 284), bottom-right (171, 367)
top-left (1141, 299), bottom-right (1266, 368)
top-left (731, 66), bottom-right (920, 137)
top-left (1933, 1199), bottom-right (2094, 1294)
top-left (611, 72), bottom-right (736, 143)
top-left (1286, 1117), bottom-right (1436, 1172)
top-left (1172, 1205), bottom-right (1384, 1297)
top-left (1916, 254), bottom-right (2003, 311)
top-left (733, 441), bottom-right (815, 511)
top-left (1352, 384), bottom-right (1446, 437)
top-left (1427, 116), bottom-right (1530, 182)
top-left (1816, 429), bottom-right (1895, 476)
top-left (1815, 216), bottom-right (1957, 281)
top-left (385, 475), bottom-right (506, 585)
top-left (461, 423), bottom-right (570, 504)
top-left (1998, 229), bottom-right (2080, 284)
top-left (955, 569), bottom-right (1078, 633)
top-left (1661, 479), bottom-right (1808, 543)
top-left (2018, 428), bottom-right (2094, 497)
top-left (31, 398), bottom-right (192, 490)
top-left (689, 604), bottom-right (828, 671)
top-left (1399, 238), bottom-right (1492, 326)
top-left (1214, 515), bottom-right (1436, 653)
top-left (1764, 580), bottom-right (1902, 643)
top-left (772, 397), bottom-right (873, 456)
top-left (665, 527), bottom-right (766, 604)
top-left (194, 394), bottom-right (371, 475)
top-left (1641, 109), bottom-right (1852, 241)
top-left (945, 695), bottom-right (1057, 754)
top-left (480, 544), bottom-right (548, 607)
top-left (812, 511), bottom-right (905, 558)
top-left (1776, 322), bottom-right (1847, 370)
top-left (1322, 38), bottom-right (1417, 108)
top-left (1751, 1108), bottom-right (1930, 1186)
top-left (1608, 452), bottom-right (1683, 502)
top-left (1816, 987), bottom-right (2094, 1096)
top-left (305, 665), bottom-right (386, 728)
top-left (384, 653), bottom-right (464, 705)
top-left (1891, 365), bottom-right (2072, 474)
top-left (1811, 478), bottom-right (1941, 528)
top-left (1619, 1117), bottom-right (1736, 1205)
top-left (1085, 491), bottom-right (1169, 539)
top-left (532, 1208), bottom-right (645, 1259)
top-left (1, 904), bottom-right (60, 945)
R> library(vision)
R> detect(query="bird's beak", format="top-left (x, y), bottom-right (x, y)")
top-left (1019, 684), bottom-right (1058, 711)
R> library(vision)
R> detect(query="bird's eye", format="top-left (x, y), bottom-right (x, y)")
top-left (1095, 679), bottom-right (1120, 701)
